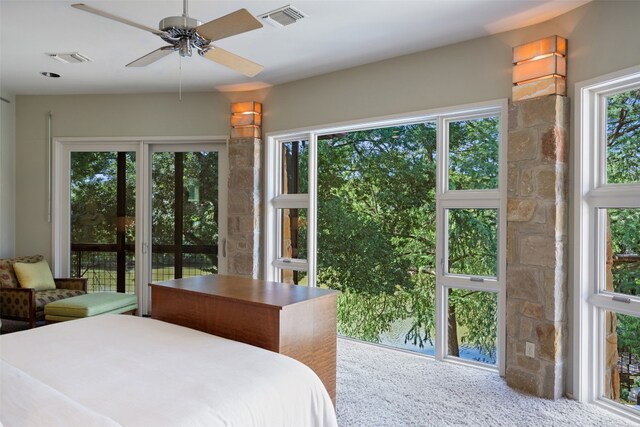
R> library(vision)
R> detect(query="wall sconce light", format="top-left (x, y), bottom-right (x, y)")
top-left (512, 35), bottom-right (567, 101)
top-left (230, 101), bottom-right (262, 138)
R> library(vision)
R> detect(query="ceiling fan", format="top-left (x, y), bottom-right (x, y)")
top-left (71, 1), bottom-right (264, 77)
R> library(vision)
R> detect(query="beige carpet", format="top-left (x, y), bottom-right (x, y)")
top-left (335, 337), bottom-right (638, 426)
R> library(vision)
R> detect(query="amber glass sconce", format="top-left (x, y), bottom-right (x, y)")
top-left (512, 35), bottom-right (567, 101)
top-left (231, 101), bottom-right (262, 138)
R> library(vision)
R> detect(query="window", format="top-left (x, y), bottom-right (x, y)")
top-left (266, 138), bottom-right (310, 285)
top-left (439, 113), bottom-right (504, 366)
top-left (266, 101), bottom-right (507, 373)
top-left (575, 66), bottom-right (640, 420)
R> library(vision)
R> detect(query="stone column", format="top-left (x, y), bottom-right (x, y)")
top-left (227, 137), bottom-right (262, 279)
top-left (505, 95), bottom-right (569, 399)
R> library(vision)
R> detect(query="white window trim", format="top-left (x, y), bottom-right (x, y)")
top-left (573, 64), bottom-right (640, 422)
top-left (265, 99), bottom-right (507, 375)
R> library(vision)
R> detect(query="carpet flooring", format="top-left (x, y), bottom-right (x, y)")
top-left (335, 338), bottom-right (638, 427)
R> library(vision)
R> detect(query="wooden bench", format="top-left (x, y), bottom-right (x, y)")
top-left (45, 292), bottom-right (138, 323)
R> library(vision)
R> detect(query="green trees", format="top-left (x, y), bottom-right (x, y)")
top-left (606, 89), bottom-right (640, 402)
top-left (70, 150), bottom-right (219, 290)
top-left (71, 152), bottom-right (136, 245)
top-left (316, 119), bottom-right (499, 361)
top-left (151, 151), bottom-right (219, 274)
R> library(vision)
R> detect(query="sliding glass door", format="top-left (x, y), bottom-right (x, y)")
top-left (150, 148), bottom-right (222, 281)
top-left (54, 138), bottom-right (228, 314)
top-left (70, 151), bottom-right (136, 293)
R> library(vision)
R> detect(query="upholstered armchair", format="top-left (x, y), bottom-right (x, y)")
top-left (0, 255), bottom-right (87, 328)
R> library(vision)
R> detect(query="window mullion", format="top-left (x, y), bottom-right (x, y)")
top-left (308, 133), bottom-right (318, 287)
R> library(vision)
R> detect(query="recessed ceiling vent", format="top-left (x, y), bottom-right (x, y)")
top-left (47, 52), bottom-right (93, 64)
top-left (260, 5), bottom-right (305, 27)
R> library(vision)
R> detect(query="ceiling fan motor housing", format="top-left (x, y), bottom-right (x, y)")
top-left (159, 15), bottom-right (201, 31)
top-left (159, 15), bottom-right (209, 56)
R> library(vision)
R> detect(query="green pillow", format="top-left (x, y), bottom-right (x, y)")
top-left (13, 260), bottom-right (56, 291)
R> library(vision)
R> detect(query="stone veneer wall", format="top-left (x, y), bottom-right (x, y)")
top-left (505, 95), bottom-right (569, 399)
top-left (227, 137), bottom-right (262, 279)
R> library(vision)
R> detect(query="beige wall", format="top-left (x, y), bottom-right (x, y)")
top-left (250, 0), bottom-right (640, 133)
top-left (0, 92), bottom-right (16, 258)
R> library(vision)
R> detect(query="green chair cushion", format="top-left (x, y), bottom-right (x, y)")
top-left (44, 292), bottom-right (137, 317)
top-left (45, 304), bottom-right (138, 322)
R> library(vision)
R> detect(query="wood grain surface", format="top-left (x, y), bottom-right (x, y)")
top-left (150, 275), bottom-right (338, 404)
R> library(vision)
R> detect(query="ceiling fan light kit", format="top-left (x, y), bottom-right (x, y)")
top-left (70, 1), bottom-right (264, 77)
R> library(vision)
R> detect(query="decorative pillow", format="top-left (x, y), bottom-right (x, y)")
top-left (0, 255), bottom-right (44, 288)
top-left (13, 260), bottom-right (56, 291)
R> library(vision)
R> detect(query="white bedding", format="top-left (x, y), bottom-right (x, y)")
top-left (0, 315), bottom-right (337, 427)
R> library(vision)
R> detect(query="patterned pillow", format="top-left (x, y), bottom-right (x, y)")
top-left (0, 255), bottom-right (44, 289)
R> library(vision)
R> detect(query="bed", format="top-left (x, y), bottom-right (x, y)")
top-left (0, 315), bottom-right (338, 427)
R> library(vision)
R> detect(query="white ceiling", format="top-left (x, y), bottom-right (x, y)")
top-left (0, 0), bottom-right (589, 95)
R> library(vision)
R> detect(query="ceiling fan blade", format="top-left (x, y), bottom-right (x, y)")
top-left (203, 47), bottom-right (263, 77)
top-left (196, 9), bottom-right (263, 42)
top-left (126, 47), bottom-right (175, 67)
top-left (71, 3), bottom-right (165, 36)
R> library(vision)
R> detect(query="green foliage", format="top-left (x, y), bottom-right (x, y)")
top-left (151, 152), bottom-right (219, 249)
top-left (609, 208), bottom-right (640, 296)
top-left (70, 150), bottom-right (219, 276)
top-left (448, 209), bottom-right (497, 277)
top-left (70, 152), bottom-right (136, 244)
top-left (404, 274), bottom-right (436, 348)
top-left (607, 89), bottom-right (640, 300)
top-left (621, 387), bottom-right (630, 402)
top-left (607, 89), bottom-right (640, 184)
top-left (449, 289), bottom-right (497, 358)
top-left (448, 117), bottom-right (499, 190)
top-left (336, 289), bottom-right (407, 342)
top-left (617, 313), bottom-right (640, 360)
top-left (316, 118), bottom-right (500, 360)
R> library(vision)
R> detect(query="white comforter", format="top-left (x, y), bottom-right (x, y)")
top-left (0, 315), bottom-right (337, 427)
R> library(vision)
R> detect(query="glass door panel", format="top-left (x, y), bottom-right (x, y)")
top-left (70, 151), bottom-right (136, 293)
top-left (151, 151), bottom-right (219, 281)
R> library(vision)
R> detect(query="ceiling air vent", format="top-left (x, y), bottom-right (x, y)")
top-left (47, 52), bottom-right (93, 64)
top-left (260, 5), bottom-right (305, 27)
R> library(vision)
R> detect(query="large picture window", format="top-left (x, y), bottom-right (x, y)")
top-left (575, 66), bottom-right (640, 421)
top-left (266, 101), bottom-right (507, 373)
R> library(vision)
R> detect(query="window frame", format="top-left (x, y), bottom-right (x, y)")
top-left (436, 108), bottom-right (507, 371)
top-left (265, 135), bottom-right (313, 282)
top-left (574, 64), bottom-right (640, 422)
top-left (265, 100), bottom-right (507, 374)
